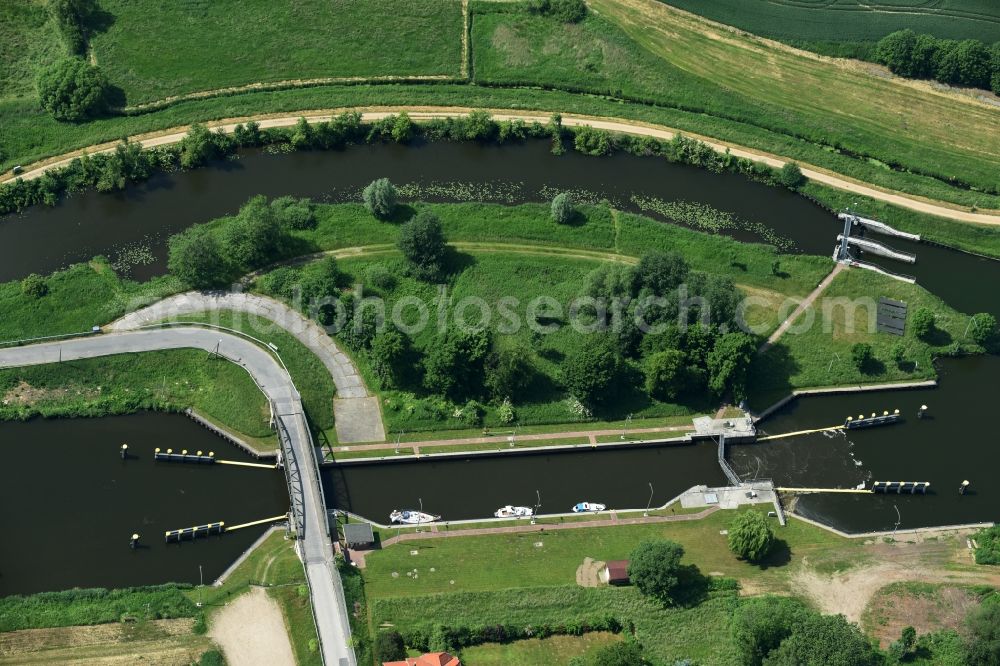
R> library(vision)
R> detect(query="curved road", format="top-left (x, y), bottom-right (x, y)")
top-left (4, 107), bottom-right (998, 226)
top-left (0, 328), bottom-right (356, 666)
top-left (110, 291), bottom-right (385, 443)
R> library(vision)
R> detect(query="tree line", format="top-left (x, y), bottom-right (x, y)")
top-left (875, 30), bottom-right (1000, 94)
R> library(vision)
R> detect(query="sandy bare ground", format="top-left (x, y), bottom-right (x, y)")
top-left (576, 557), bottom-right (605, 587)
top-left (0, 619), bottom-right (211, 665)
top-left (4, 108), bottom-right (998, 226)
top-left (209, 588), bottom-right (295, 666)
top-left (792, 531), bottom-right (1000, 624)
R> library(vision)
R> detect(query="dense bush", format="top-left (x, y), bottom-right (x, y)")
top-left (197, 650), bottom-right (225, 666)
top-left (910, 306), bottom-right (935, 339)
top-left (271, 195), bottom-right (317, 230)
top-left (528, 0), bottom-right (587, 23)
top-left (370, 330), bottom-right (411, 389)
top-left (0, 584), bottom-right (196, 631)
top-left (423, 328), bottom-right (491, 400)
top-left (37, 57), bottom-right (108, 121)
top-left (574, 125), bottom-right (613, 156)
top-left (763, 613), bottom-right (880, 665)
top-left (965, 597), bottom-right (1000, 665)
top-left (20, 274), bottom-right (48, 299)
top-left (178, 123), bottom-right (234, 169)
top-left (374, 629), bottom-right (406, 662)
top-left (875, 30), bottom-right (999, 91)
top-left (221, 196), bottom-right (282, 271)
top-left (850, 342), bottom-right (876, 372)
top-left (972, 526), bottom-right (1000, 565)
top-left (777, 163), bottom-right (805, 189)
top-left (363, 178), bottom-right (398, 220)
top-left (401, 615), bottom-right (622, 652)
top-left (732, 596), bottom-right (811, 666)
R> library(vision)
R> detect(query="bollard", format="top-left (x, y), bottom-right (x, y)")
top-left (918, 404), bottom-right (928, 419)
top-left (120, 443), bottom-right (128, 460)
top-left (130, 533), bottom-right (139, 549)
top-left (960, 480), bottom-right (970, 495)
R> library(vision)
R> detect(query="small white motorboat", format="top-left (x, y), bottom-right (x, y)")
top-left (572, 502), bottom-right (606, 513)
top-left (494, 505), bottom-right (534, 518)
top-left (389, 509), bottom-right (440, 525)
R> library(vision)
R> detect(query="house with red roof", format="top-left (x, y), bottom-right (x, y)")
top-left (382, 651), bottom-right (461, 666)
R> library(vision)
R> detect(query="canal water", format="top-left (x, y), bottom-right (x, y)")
top-left (322, 441), bottom-right (728, 524)
top-left (0, 412), bottom-right (288, 596)
top-left (2, 140), bottom-right (997, 316)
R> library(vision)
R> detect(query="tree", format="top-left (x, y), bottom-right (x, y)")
top-left (549, 0), bottom-right (588, 23)
top-left (221, 196), bottom-right (282, 270)
top-left (369, 330), bottom-right (410, 389)
top-left (636, 250), bottom-right (689, 296)
top-left (398, 210), bottom-right (447, 281)
top-left (298, 256), bottom-right (343, 304)
top-left (590, 641), bottom-right (647, 666)
top-left (374, 629), bottom-right (406, 662)
top-left (271, 196), bottom-right (316, 230)
top-left (484, 345), bottom-right (533, 401)
top-left (50, 0), bottom-right (98, 55)
top-left (627, 540), bottom-right (685, 604)
top-left (423, 328), bottom-right (491, 400)
top-left (934, 39), bottom-right (963, 84)
top-left (888, 626), bottom-right (917, 663)
top-left (910, 307), bottom-right (935, 339)
top-left (168, 225), bottom-right (229, 289)
top-left (850, 342), bottom-right (875, 372)
top-left (362, 178), bottom-right (398, 220)
top-left (911, 33), bottom-right (941, 78)
top-left (644, 349), bottom-right (687, 401)
top-left (178, 124), bottom-right (226, 169)
top-left (551, 191), bottom-right (575, 224)
top-left (777, 162), bottom-right (805, 189)
top-left (732, 596), bottom-right (811, 666)
top-left (965, 600), bottom-right (1000, 665)
top-left (37, 57), bottom-right (107, 122)
top-left (969, 313), bottom-right (997, 345)
top-left (763, 613), bottom-right (879, 666)
top-left (562, 336), bottom-right (622, 409)
top-left (728, 511), bottom-right (775, 563)
top-left (875, 30), bottom-right (918, 76)
top-left (953, 39), bottom-right (992, 88)
top-left (707, 332), bottom-right (756, 399)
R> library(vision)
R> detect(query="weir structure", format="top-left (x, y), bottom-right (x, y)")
top-left (834, 211), bottom-right (918, 283)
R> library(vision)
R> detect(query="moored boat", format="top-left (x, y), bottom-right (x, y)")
top-left (572, 502), bottom-right (606, 513)
top-left (494, 505), bottom-right (534, 518)
top-left (389, 509), bottom-right (440, 524)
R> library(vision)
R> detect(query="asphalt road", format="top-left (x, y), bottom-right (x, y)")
top-left (0, 329), bottom-right (356, 666)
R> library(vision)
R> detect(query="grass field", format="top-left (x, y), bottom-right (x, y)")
top-left (164, 311), bottom-right (337, 442)
top-left (748, 267), bottom-right (978, 408)
top-left (657, 0), bottom-right (1000, 57)
top-left (0, 1), bottom-right (64, 101)
top-left (0, 258), bottom-right (180, 341)
top-left (579, 0), bottom-right (1000, 194)
top-left (0, 349), bottom-right (275, 442)
top-left (362, 507), bottom-right (852, 599)
top-left (459, 632), bottom-right (620, 665)
top-left (92, 0), bottom-right (464, 105)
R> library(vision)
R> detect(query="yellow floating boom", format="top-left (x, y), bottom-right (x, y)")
top-left (225, 514), bottom-right (289, 531)
top-left (776, 487), bottom-right (871, 494)
top-left (757, 425), bottom-right (845, 441)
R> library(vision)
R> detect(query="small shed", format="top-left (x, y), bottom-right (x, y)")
top-left (343, 522), bottom-right (375, 548)
top-left (600, 559), bottom-right (630, 586)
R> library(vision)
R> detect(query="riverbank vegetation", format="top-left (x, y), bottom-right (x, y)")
top-left (2, 2), bottom-right (1000, 216)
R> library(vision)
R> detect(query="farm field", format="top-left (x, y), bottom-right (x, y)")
top-left (657, 0), bottom-right (1000, 55)
top-left (0, 1), bottom-right (64, 100)
top-left (91, 0), bottom-right (465, 105)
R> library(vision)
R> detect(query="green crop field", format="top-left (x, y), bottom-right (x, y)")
top-left (91, 0), bottom-right (464, 105)
top-left (657, 0), bottom-right (1000, 54)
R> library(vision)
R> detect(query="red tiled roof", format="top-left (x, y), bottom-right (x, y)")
top-left (606, 559), bottom-right (630, 581)
top-left (382, 652), bottom-right (461, 666)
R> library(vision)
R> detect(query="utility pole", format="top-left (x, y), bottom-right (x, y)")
top-left (531, 489), bottom-right (541, 525)
top-left (644, 482), bottom-right (654, 517)
top-left (197, 564), bottom-right (204, 607)
top-left (416, 497), bottom-right (423, 533)
top-left (621, 414), bottom-right (632, 440)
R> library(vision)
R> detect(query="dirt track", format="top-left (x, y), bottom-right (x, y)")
top-left (4, 108), bottom-right (998, 227)
top-left (209, 587), bottom-right (295, 666)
